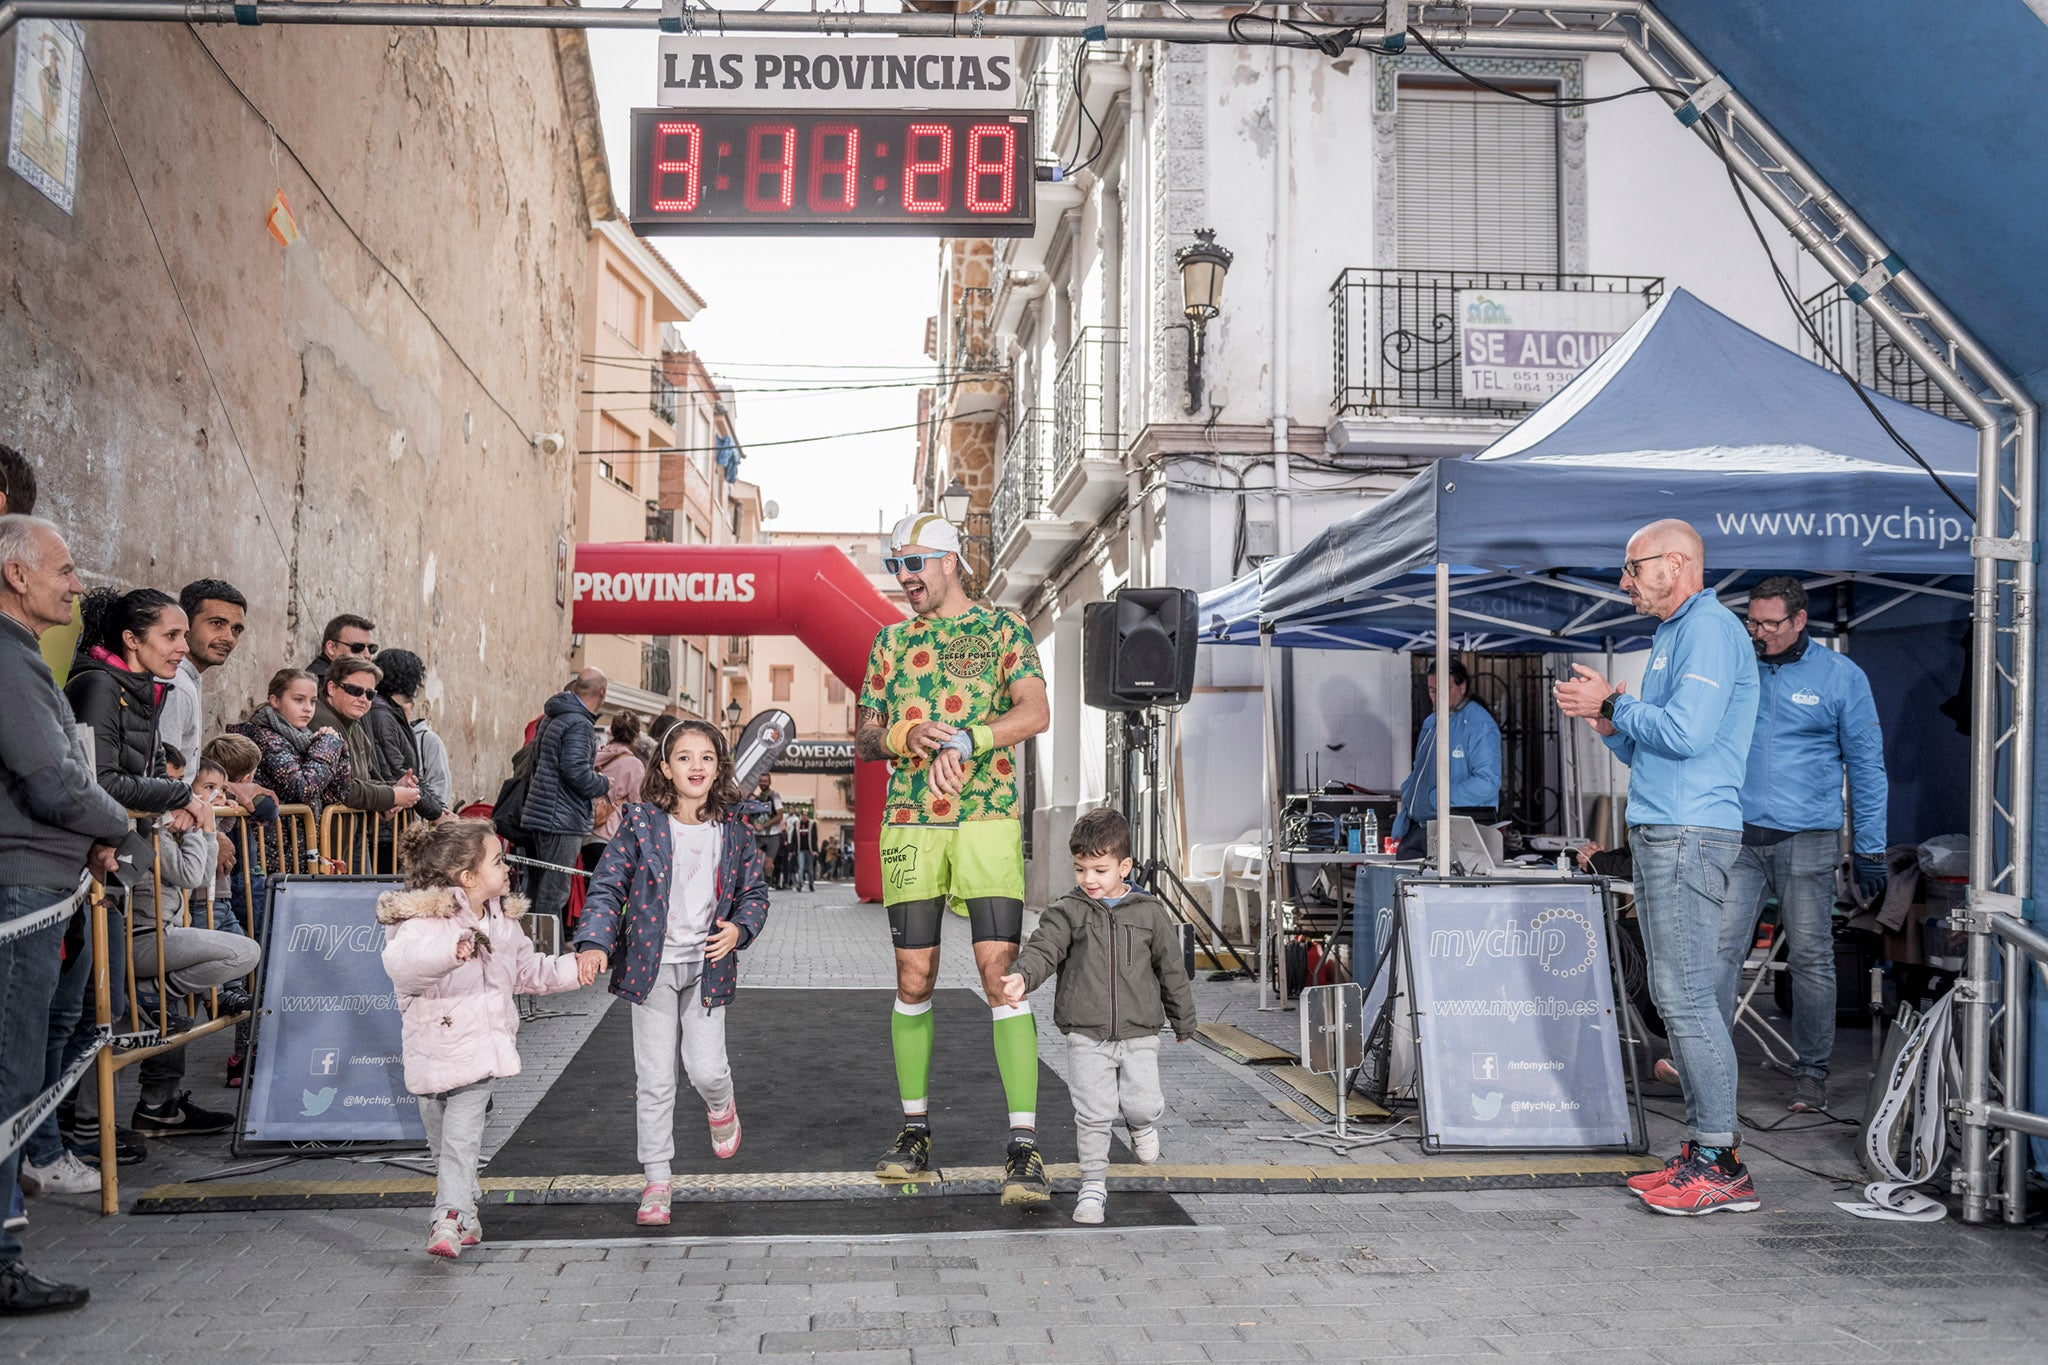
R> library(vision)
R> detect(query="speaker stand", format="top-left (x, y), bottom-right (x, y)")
top-left (1119, 709), bottom-right (1254, 979)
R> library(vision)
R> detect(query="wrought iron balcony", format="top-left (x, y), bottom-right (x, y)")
top-left (1800, 282), bottom-right (1970, 422)
top-left (951, 286), bottom-right (1002, 374)
top-left (650, 365), bottom-right (678, 426)
top-left (1052, 326), bottom-right (1123, 486)
top-left (1330, 269), bottom-right (1663, 417)
top-left (993, 408), bottom-right (1052, 558)
top-left (640, 641), bottom-right (673, 701)
top-left (724, 635), bottom-right (751, 667)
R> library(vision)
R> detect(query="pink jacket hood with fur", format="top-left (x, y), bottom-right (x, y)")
top-left (377, 886), bottom-right (579, 1096)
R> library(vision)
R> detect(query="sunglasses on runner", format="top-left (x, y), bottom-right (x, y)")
top-left (883, 552), bottom-right (950, 575)
top-left (333, 681), bottom-right (375, 700)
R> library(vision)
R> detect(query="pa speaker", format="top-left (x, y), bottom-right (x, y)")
top-left (1083, 587), bottom-right (1199, 711)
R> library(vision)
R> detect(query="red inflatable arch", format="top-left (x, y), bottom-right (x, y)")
top-left (571, 542), bottom-right (902, 903)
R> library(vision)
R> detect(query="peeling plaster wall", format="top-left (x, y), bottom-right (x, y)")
top-left (0, 21), bottom-right (593, 801)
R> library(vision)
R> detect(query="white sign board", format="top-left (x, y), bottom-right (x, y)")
top-left (658, 37), bottom-right (1019, 109)
top-left (1456, 289), bottom-right (1648, 403)
top-left (8, 19), bottom-right (84, 214)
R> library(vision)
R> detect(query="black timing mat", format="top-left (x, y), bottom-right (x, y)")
top-left (475, 1188), bottom-right (1188, 1241)
top-left (489, 987), bottom-right (1134, 1179)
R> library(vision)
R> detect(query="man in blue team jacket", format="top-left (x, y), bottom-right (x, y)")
top-left (1390, 660), bottom-right (1502, 860)
top-left (1718, 576), bottom-right (1886, 1115)
top-left (1557, 519), bottom-right (1759, 1217)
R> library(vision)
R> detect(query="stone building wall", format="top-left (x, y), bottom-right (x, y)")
top-left (0, 19), bottom-right (609, 801)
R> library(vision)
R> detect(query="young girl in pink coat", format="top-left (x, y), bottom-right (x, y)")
top-left (379, 819), bottom-right (597, 1259)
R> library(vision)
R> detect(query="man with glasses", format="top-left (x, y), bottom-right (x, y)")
top-left (308, 613), bottom-right (377, 686)
top-left (1556, 519), bottom-right (1760, 1215)
top-left (311, 657), bottom-right (421, 818)
top-left (1720, 576), bottom-right (1886, 1115)
top-left (856, 514), bottom-right (1050, 1205)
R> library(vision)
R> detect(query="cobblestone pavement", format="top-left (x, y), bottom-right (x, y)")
top-left (12, 883), bottom-right (2048, 1363)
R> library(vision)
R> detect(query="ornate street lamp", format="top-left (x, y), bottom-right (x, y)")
top-left (939, 476), bottom-right (972, 524)
top-left (1175, 228), bottom-right (1233, 415)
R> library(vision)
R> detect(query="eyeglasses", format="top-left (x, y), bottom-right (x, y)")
top-left (342, 641), bottom-right (378, 656)
top-left (883, 552), bottom-right (949, 575)
top-left (334, 681), bottom-right (375, 700)
top-left (1743, 614), bottom-right (1794, 632)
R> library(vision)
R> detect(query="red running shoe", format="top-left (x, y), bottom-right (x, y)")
top-left (1639, 1155), bottom-right (1761, 1216)
top-left (1626, 1142), bottom-right (1694, 1195)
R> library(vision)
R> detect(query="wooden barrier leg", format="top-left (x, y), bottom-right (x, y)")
top-left (91, 890), bottom-right (118, 1217)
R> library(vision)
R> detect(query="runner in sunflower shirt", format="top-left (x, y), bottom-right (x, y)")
top-left (857, 514), bottom-right (1051, 1205)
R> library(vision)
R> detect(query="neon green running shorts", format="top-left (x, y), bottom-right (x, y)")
top-left (879, 820), bottom-right (1027, 948)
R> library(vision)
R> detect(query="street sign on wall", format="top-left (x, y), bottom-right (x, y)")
top-left (1456, 290), bottom-right (1648, 403)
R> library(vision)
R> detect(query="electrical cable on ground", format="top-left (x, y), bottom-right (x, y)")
top-left (79, 50), bottom-right (291, 566)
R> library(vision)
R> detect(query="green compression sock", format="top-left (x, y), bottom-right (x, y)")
top-left (891, 998), bottom-right (935, 1120)
top-left (991, 1003), bottom-right (1038, 1138)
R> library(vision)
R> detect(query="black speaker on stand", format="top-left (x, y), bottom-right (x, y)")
top-left (1082, 587), bottom-right (1251, 978)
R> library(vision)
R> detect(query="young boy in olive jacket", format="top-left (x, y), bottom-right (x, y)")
top-left (1000, 808), bottom-right (1197, 1225)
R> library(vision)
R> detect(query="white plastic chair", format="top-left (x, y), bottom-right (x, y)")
top-left (1181, 840), bottom-right (1232, 926)
top-left (1221, 837), bottom-right (1269, 950)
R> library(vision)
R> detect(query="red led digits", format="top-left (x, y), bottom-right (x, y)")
top-left (743, 123), bottom-right (796, 212)
top-left (902, 123), bottom-right (953, 214)
top-left (964, 123), bottom-right (1015, 214)
top-left (651, 121), bottom-right (702, 213)
top-left (807, 123), bottom-right (861, 214)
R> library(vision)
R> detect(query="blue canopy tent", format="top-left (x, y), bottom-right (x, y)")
top-left (1200, 285), bottom-right (1978, 1004)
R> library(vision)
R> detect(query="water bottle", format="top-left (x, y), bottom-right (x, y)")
top-left (1362, 810), bottom-right (1379, 855)
top-left (1343, 814), bottom-right (1362, 854)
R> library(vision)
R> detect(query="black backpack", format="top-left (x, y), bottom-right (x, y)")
top-left (491, 717), bottom-right (552, 843)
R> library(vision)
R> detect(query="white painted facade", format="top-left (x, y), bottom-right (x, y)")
top-left (951, 36), bottom-right (1832, 895)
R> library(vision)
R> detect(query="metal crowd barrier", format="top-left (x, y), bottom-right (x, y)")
top-left (318, 804), bottom-right (424, 876)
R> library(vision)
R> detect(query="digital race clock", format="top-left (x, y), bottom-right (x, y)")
top-left (629, 108), bottom-right (1036, 237)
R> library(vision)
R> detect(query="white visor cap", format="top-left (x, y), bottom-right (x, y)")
top-left (887, 514), bottom-right (963, 556)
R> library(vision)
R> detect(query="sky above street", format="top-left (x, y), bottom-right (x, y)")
top-left (587, 4), bottom-right (933, 536)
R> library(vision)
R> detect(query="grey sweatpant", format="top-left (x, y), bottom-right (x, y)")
top-left (1068, 1033), bottom-right (1165, 1183)
top-left (419, 1078), bottom-right (492, 1222)
top-left (632, 962), bottom-right (734, 1182)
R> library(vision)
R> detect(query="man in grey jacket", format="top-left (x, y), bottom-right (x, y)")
top-left (0, 514), bottom-right (130, 1315)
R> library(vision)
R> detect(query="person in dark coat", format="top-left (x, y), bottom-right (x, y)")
top-left (361, 648), bottom-right (444, 821)
top-left (521, 669), bottom-right (612, 922)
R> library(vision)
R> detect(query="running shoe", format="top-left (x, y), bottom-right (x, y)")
top-left (1789, 1076), bottom-right (1828, 1113)
top-left (66, 1123), bottom-right (146, 1167)
top-left (460, 1211), bottom-right (482, 1248)
top-left (18, 1151), bottom-right (100, 1197)
top-left (1001, 1138), bottom-right (1051, 1207)
top-left (1129, 1124), bottom-right (1162, 1164)
top-left (874, 1125), bottom-right (933, 1182)
top-left (131, 1091), bottom-right (234, 1137)
top-left (425, 1215), bottom-right (463, 1259)
top-left (708, 1101), bottom-right (741, 1160)
top-left (1626, 1141), bottom-right (1694, 1195)
top-left (1639, 1155), bottom-right (1761, 1216)
top-left (636, 1182), bottom-right (672, 1227)
top-left (1072, 1181), bottom-right (1107, 1226)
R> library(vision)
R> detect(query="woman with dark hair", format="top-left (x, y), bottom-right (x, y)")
top-left (64, 587), bottom-right (241, 1137)
top-left (571, 719), bottom-right (770, 1226)
top-left (364, 648), bottom-right (445, 821)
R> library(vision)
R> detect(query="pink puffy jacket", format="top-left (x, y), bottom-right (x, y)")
top-left (377, 887), bottom-right (580, 1096)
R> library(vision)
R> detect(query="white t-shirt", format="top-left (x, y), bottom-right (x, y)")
top-left (663, 816), bottom-right (722, 965)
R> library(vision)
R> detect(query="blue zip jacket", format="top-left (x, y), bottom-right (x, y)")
top-left (572, 802), bottom-right (769, 1009)
top-left (1602, 588), bottom-right (1758, 831)
top-left (1741, 636), bottom-right (1887, 854)
top-left (1391, 700), bottom-right (1503, 838)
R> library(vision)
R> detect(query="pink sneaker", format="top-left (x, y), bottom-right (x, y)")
top-left (636, 1182), bottom-right (672, 1227)
top-left (426, 1215), bottom-right (462, 1259)
top-left (709, 1102), bottom-right (742, 1159)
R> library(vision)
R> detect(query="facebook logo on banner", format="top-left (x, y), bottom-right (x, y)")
top-left (241, 877), bottom-right (425, 1147)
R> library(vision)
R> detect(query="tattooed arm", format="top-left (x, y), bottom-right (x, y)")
top-left (855, 705), bottom-right (894, 763)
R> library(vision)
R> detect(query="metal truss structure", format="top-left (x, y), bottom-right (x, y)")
top-left (5, 0), bottom-right (2037, 1223)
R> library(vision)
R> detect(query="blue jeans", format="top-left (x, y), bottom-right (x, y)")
top-left (1629, 826), bottom-right (1742, 1147)
top-left (1, 883), bottom-right (72, 1264)
top-left (1718, 830), bottom-right (1840, 1082)
top-left (21, 918), bottom-right (93, 1169)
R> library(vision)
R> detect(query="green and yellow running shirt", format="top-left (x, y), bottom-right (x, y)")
top-left (861, 604), bottom-right (1044, 826)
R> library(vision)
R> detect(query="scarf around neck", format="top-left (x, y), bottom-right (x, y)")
top-left (251, 703), bottom-right (318, 755)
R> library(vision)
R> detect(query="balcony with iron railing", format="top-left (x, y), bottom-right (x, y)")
top-left (1800, 282), bottom-right (1969, 422)
top-left (651, 366), bottom-right (678, 426)
top-left (989, 407), bottom-right (1085, 607)
top-left (961, 508), bottom-right (994, 586)
top-left (641, 641), bottom-right (672, 701)
top-left (1049, 326), bottom-right (1124, 520)
top-left (1330, 269), bottom-right (1664, 418)
top-left (723, 635), bottom-right (751, 670)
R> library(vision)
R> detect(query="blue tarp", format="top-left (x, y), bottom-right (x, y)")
top-left (1232, 288), bottom-right (1975, 648)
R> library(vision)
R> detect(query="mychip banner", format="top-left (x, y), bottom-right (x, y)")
top-left (239, 876), bottom-right (424, 1148)
top-left (1400, 879), bottom-right (1637, 1151)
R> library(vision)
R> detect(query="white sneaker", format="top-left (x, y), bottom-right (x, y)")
top-left (1129, 1125), bottom-right (1162, 1164)
top-left (1072, 1182), bottom-right (1107, 1225)
top-left (20, 1151), bottom-right (102, 1196)
top-left (426, 1215), bottom-right (462, 1260)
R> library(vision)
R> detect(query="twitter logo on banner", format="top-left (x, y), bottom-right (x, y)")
top-left (1470, 1091), bottom-right (1504, 1121)
top-left (301, 1087), bottom-right (337, 1117)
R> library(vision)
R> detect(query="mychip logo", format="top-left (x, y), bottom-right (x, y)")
top-left (1428, 909), bottom-right (1599, 978)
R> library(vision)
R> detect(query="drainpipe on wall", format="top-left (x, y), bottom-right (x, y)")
top-left (1269, 29), bottom-right (1293, 558)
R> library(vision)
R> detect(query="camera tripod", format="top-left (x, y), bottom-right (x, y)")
top-left (1115, 708), bottom-right (1253, 978)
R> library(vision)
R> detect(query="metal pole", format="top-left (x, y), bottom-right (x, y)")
top-left (1435, 562), bottom-right (1451, 878)
top-left (1604, 638), bottom-right (1620, 849)
top-left (1259, 627), bottom-right (1278, 1010)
